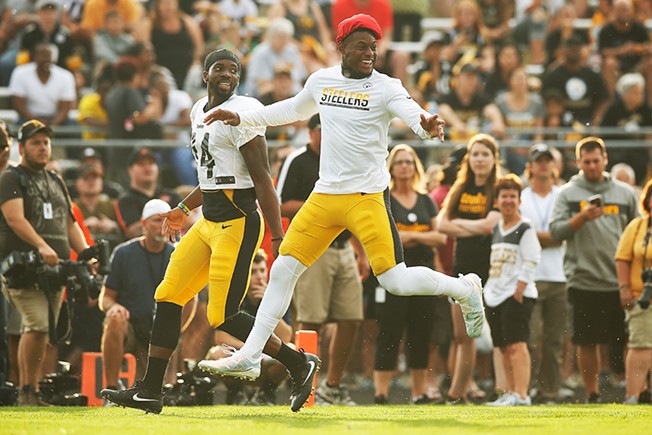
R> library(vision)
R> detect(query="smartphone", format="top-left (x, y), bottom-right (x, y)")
top-left (588, 194), bottom-right (603, 207)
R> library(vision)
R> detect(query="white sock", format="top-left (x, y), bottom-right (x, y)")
top-left (239, 255), bottom-right (307, 359)
top-left (377, 263), bottom-right (471, 299)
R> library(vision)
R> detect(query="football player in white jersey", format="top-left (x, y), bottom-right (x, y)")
top-left (101, 49), bottom-right (319, 414)
top-left (197, 15), bottom-right (486, 385)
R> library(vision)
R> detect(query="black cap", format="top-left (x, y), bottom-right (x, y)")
top-left (308, 114), bottom-right (321, 130)
top-left (459, 62), bottom-right (480, 75)
top-left (204, 49), bottom-right (241, 73)
top-left (17, 119), bottom-right (53, 142)
top-left (564, 35), bottom-right (584, 47)
top-left (529, 143), bottom-right (553, 161)
top-left (448, 145), bottom-right (467, 165)
top-left (129, 147), bottom-right (157, 166)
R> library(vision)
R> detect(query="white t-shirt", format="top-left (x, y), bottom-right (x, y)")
top-left (8, 63), bottom-right (76, 118)
top-left (484, 218), bottom-right (541, 307)
top-left (239, 66), bottom-right (434, 194)
top-left (520, 185), bottom-right (566, 283)
top-left (190, 95), bottom-right (265, 191)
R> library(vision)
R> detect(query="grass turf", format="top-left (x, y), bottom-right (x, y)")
top-left (1, 405), bottom-right (650, 435)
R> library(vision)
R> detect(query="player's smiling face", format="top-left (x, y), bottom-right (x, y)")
top-left (340, 30), bottom-right (377, 78)
top-left (205, 59), bottom-right (240, 98)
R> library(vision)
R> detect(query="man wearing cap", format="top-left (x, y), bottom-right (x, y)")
top-left (18, 0), bottom-right (77, 71)
top-left (520, 144), bottom-right (568, 403)
top-left (276, 113), bottom-right (369, 405)
top-left (414, 30), bottom-right (452, 102)
top-left (101, 49), bottom-right (319, 414)
top-left (200, 14), bottom-right (485, 387)
top-left (114, 147), bottom-right (181, 240)
top-left (99, 199), bottom-right (175, 397)
top-left (550, 137), bottom-right (638, 403)
top-left (0, 119), bottom-right (89, 405)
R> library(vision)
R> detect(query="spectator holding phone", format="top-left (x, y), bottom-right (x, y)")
top-left (549, 137), bottom-right (638, 403)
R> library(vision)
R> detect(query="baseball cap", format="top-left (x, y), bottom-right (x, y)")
top-left (36, 0), bottom-right (60, 10)
top-left (141, 199), bottom-right (171, 221)
top-left (564, 34), bottom-right (584, 47)
top-left (448, 145), bottom-right (467, 165)
top-left (458, 62), bottom-right (480, 75)
top-left (335, 14), bottom-right (383, 45)
top-left (77, 162), bottom-right (104, 179)
top-left (307, 114), bottom-right (321, 130)
top-left (129, 147), bottom-right (157, 166)
top-left (529, 143), bottom-right (553, 161)
top-left (17, 119), bottom-right (53, 142)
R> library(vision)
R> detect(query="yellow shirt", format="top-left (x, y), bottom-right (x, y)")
top-left (77, 93), bottom-right (108, 139)
top-left (615, 215), bottom-right (652, 298)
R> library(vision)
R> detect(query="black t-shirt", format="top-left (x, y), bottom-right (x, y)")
top-left (20, 23), bottom-right (75, 69)
top-left (104, 85), bottom-right (147, 139)
top-left (277, 145), bottom-right (350, 242)
top-left (451, 182), bottom-right (493, 282)
top-left (440, 92), bottom-right (492, 126)
top-left (542, 65), bottom-right (608, 124)
top-left (0, 166), bottom-right (73, 259)
top-left (390, 192), bottom-right (438, 268)
top-left (601, 99), bottom-right (652, 133)
top-left (116, 187), bottom-right (181, 235)
top-left (599, 21), bottom-right (650, 72)
top-left (104, 238), bottom-right (174, 321)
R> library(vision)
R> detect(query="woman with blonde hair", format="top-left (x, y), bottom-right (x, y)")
top-left (437, 134), bottom-right (502, 403)
top-left (373, 144), bottom-right (448, 404)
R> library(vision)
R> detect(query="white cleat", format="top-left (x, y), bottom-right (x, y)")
top-left (487, 392), bottom-right (517, 407)
top-left (198, 345), bottom-right (261, 380)
top-left (457, 273), bottom-right (485, 339)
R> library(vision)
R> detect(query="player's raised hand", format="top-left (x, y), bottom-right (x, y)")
top-left (420, 113), bottom-right (446, 142)
top-left (204, 109), bottom-right (241, 126)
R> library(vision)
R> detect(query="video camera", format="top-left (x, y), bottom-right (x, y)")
top-left (640, 269), bottom-right (652, 309)
top-left (0, 240), bottom-right (111, 304)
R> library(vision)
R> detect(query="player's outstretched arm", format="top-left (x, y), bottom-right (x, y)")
top-left (204, 108), bottom-right (241, 126)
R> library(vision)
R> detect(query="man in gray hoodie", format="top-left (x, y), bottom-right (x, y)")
top-left (550, 136), bottom-right (638, 403)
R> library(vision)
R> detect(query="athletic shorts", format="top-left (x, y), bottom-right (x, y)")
top-left (280, 190), bottom-right (403, 276)
top-left (155, 213), bottom-right (264, 327)
top-left (293, 244), bottom-right (363, 324)
top-left (486, 297), bottom-right (536, 347)
top-left (569, 288), bottom-right (626, 345)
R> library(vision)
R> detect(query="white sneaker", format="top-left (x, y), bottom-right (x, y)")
top-left (198, 344), bottom-right (261, 380)
top-left (487, 392), bottom-right (517, 406)
top-left (457, 274), bottom-right (485, 338)
top-left (514, 394), bottom-right (532, 406)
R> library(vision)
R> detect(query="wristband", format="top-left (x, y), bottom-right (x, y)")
top-left (178, 202), bottom-right (191, 216)
top-left (271, 236), bottom-right (284, 242)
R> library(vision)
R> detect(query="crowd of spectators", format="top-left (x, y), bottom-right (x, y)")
top-left (0, 0), bottom-right (652, 407)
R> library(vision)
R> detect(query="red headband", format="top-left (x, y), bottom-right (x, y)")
top-left (335, 14), bottom-right (383, 45)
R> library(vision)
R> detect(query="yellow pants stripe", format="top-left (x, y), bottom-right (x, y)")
top-left (154, 211), bottom-right (264, 327)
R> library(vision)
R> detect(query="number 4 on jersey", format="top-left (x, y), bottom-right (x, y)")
top-left (191, 132), bottom-right (216, 179)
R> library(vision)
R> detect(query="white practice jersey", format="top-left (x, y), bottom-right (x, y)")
top-left (190, 95), bottom-right (266, 191)
top-left (239, 66), bottom-right (434, 194)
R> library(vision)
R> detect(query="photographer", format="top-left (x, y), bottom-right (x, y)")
top-left (614, 178), bottom-right (652, 404)
top-left (0, 120), bottom-right (89, 406)
top-left (99, 199), bottom-right (174, 395)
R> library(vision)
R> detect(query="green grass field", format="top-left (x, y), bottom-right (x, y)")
top-left (1, 405), bottom-right (650, 435)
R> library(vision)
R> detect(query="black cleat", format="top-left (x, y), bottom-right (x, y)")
top-left (288, 352), bottom-right (321, 412)
top-left (100, 380), bottom-right (163, 414)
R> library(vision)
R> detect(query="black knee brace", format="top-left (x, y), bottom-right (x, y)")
top-left (150, 301), bottom-right (182, 350)
top-left (216, 311), bottom-right (255, 342)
